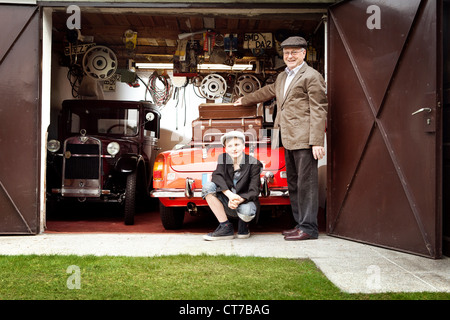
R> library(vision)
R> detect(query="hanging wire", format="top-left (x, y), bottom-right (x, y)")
top-left (147, 72), bottom-right (173, 108)
top-left (65, 39), bottom-right (85, 98)
top-left (172, 78), bottom-right (189, 129)
top-left (173, 86), bottom-right (180, 130)
top-left (137, 75), bottom-right (154, 102)
top-left (183, 85), bottom-right (187, 126)
top-left (193, 84), bottom-right (206, 99)
top-left (67, 63), bottom-right (84, 98)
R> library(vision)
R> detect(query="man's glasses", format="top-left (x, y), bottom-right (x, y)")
top-left (283, 50), bottom-right (304, 56)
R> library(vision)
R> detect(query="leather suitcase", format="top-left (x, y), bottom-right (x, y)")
top-left (198, 103), bottom-right (258, 119)
top-left (192, 117), bottom-right (263, 143)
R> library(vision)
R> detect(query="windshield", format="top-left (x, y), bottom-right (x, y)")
top-left (68, 106), bottom-right (139, 136)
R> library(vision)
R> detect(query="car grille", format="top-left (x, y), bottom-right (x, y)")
top-left (61, 136), bottom-right (102, 197)
top-left (64, 143), bottom-right (100, 179)
top-left (65, 144), bottom-right (100, 179)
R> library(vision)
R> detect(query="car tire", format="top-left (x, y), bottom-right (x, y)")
top-left (159, 201), bottom-right (185, 229)
top-left (124, 171), bottom-right (137, 225)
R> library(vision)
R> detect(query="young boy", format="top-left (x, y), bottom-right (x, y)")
top-left (202, 131), bottom-right (263, 240)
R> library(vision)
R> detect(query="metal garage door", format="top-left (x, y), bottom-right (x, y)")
top-left (327, 0), bottom-right (442, 258)
top-left (0, 4), bottom-right (40, 234)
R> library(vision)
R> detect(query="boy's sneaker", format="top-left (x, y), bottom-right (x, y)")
top-left (203, 222), bottom-right (234, 241)
top-left (237, 219), bottom-right (250, 239)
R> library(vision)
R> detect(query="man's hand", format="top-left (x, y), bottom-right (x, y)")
top-left (234, 98), bottom-right (243, 106)
top-left (312, 146), bottom-right (325, 160)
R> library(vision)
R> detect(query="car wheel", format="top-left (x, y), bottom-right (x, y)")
top-left (159, 201), bottom-right (185, 230)
top-left (124, 171), bottom-right (137, 225)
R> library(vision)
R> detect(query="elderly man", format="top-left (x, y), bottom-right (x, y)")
top-left (234, 36), bottom-right (328, 240)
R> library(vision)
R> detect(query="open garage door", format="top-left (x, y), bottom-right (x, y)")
top-left (0, 4), bottom-right (40, 234)
top-left (327, 0), bottom-right (442, 258)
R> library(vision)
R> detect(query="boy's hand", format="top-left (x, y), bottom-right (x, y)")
top-left (225, 191), bottom-right (245, 209)
top-left (228, 198), bottom-right (244, 209)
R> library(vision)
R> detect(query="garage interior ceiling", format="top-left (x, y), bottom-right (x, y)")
top-left (51, 6), bottom-right (327, 68)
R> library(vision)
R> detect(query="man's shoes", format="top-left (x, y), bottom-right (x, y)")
top-left (237, 219), bottom-right (250, 239)
top-left (282, 227), bottom-right (300, 236)
top-left (203, 222), bottom-right (235, 241)
top-left (284, 229), bottom-right (317, 241)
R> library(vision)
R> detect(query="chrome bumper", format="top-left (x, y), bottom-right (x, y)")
top-left (150, 189), bottom-right (289, 198)
top-left (152, 174), bottom-right (288, 199)
top-left (51, 188), bottom-right (113, 197)
top-left (150, 190), bottom-right (204, 198)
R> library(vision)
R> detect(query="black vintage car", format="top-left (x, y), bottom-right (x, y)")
top-left (46, 100), bottom-right (161, 225)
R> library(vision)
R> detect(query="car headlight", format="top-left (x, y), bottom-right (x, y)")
top-left (107, 142), bottom-right (120, 156)
top-left (47, 140), bottom-right (60, 153)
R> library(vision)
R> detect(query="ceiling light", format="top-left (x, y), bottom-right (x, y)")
top-left (136, 63), bottom-right (173, 69)
top-left (198, 64), bottom-right (253, 71)
top-left (135, 63), bottom-right (253, 71)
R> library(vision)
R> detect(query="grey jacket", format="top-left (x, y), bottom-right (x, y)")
top-left (241, 63), bottom-right (328, 150)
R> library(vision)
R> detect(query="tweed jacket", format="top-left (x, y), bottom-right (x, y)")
top-left (241, 63), bottom-right (328, 150)
top-left (211, 153), bottom-right (263, 202)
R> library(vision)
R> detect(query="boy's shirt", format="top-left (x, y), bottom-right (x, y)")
top-left (231, 169), bottom-right (242, 193)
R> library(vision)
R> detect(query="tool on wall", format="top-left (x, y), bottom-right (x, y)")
top-left (224, 34), bottom-right (238, 56)
top-left (203, 31), bottom-right (216, 61)
top-left (123, 29), bottom-right (137, 51)
top-left (178, 29), bottom-right (207, 40)
top-left (64, 28), bottom-right (95, 98)
top-left (65, 29), bottom-right (95, 64)
top-left (307, 44), bottom-right (317, 63)
top-left (173, 40), bottom-right (200, 77)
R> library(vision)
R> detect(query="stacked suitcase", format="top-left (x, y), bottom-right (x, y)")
top-left (191, 103), bottom-right (263, 143)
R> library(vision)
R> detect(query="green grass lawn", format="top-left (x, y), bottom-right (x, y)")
top-left (0, 254), bottom-right (447, 301)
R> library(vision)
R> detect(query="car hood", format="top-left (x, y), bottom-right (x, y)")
top-left (167, 146), bottom-right (286, 172)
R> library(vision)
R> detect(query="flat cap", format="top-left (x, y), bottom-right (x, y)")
top-left (221, 130), bottom-right (245, 146)
top-left (280, 36), bottom-right (307, 48)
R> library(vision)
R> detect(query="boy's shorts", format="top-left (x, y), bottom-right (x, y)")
top-left (202, 181), bottom-right (256, 222)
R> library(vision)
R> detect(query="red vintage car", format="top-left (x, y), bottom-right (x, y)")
top-left (150, 103), bottom-right (290, 230)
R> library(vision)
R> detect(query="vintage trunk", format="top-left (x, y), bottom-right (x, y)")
top-left (192, 117), bottom-right (263, 143)
top-left (198, 103), bottom-right (258, 119)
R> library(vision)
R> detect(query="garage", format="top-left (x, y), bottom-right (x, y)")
top-left (44, 0), bottom-right (329, 236)
top-left (0, 0), bottom-right (448, 259)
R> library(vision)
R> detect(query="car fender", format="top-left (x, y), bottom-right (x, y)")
top-left (115, 154), bottom-right (143, 173)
